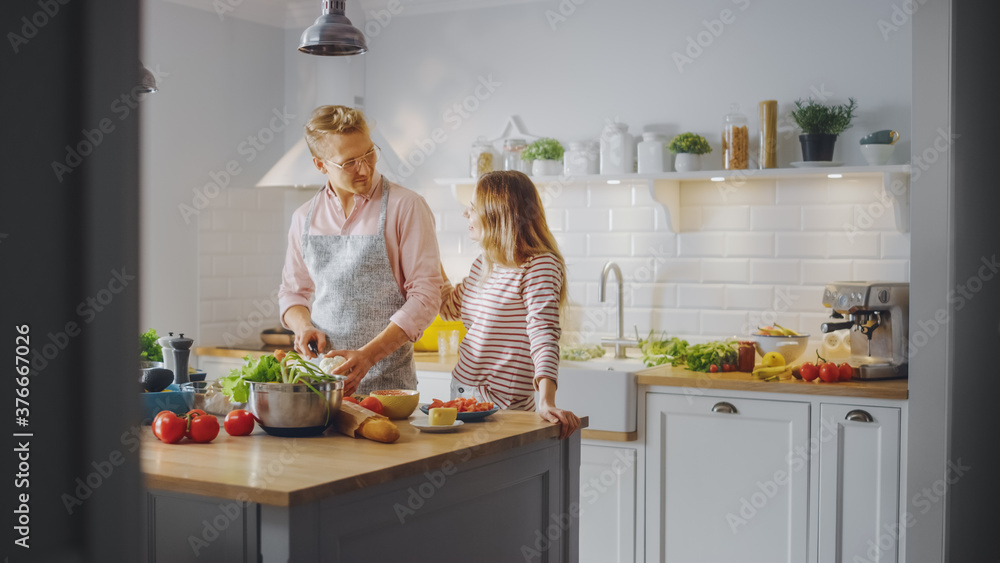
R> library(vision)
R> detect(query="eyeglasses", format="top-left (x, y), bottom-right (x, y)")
top-left (324, 144), bottom-right (380, 174)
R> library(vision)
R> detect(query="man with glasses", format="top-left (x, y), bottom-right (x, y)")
top-left (278, 105), bottom-right (442, 396)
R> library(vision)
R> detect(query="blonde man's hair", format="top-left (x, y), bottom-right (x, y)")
top-left (473, 170), bottom-right (568, 308)
top-left (304, 105), bottom-right (371, 158)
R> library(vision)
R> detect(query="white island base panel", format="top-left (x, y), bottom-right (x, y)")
top-left (144, 435), bottom-right (581, 563)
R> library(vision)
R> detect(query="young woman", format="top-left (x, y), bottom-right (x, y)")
top-left (440, 170), bottom-right (581, 439)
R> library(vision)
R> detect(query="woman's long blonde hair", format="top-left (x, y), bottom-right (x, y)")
top-left (473, 170), bottom-right (567, 307)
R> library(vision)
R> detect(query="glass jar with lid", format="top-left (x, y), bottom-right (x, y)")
top-left (502, 138), bottom-right (529, 174)
top-left (722, 103), bottom-right (749, 170)
top-left (470, 137), bottom-right (497, 178)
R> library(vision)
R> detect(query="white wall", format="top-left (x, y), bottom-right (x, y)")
top-left (140, 0), bottom-right (286, 341)
top-left (364, 0), bottom-right (912, 345)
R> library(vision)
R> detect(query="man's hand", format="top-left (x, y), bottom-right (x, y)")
top-left (293, 327), bottom-right (328, 359)
top-left (323, 349), bottom-right (378, 396)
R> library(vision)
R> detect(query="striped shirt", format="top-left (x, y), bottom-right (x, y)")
top-left (440, 253), bottom-right (563, 411)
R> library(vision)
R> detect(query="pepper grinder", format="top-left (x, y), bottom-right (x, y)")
top-left (157, 332), bottom-right (194, 385)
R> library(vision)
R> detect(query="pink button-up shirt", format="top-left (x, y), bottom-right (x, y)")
top-left (278, 171), bottom-right (442, 341)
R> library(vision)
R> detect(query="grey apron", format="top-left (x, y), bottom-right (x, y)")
top-left (301, 180), bottom-right (416, 394)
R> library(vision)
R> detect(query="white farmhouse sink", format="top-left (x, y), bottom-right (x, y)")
top-left (556, 356), bottom-right (644, 433)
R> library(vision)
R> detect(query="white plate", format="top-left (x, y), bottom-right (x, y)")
top-left (790, 161), bottom-right (843, 168)
top-left (411, 420), bottom-right (464, 433)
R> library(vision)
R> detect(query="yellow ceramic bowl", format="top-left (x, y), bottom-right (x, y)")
top-left (369, 389), bottom-right (420, 419)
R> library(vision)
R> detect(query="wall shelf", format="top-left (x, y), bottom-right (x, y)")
top-left (434, 164), bottom-right (911, 233)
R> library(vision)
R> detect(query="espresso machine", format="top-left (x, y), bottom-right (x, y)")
top-left (821, 281), bottom-right (909, 380)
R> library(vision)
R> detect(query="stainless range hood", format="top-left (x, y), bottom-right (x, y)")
top-left (255, 138), bottom-right (325, 189)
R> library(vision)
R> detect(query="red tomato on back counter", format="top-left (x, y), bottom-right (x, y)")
top-left (838, 363), bottom-right (854, 381)
top-left (819, 362), bottom-right (839, 383)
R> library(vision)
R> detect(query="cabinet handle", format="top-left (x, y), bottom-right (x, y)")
top-left (712, 401), bottom-right (738, 414)
top-left (845, 409), bottom-right (874, 423)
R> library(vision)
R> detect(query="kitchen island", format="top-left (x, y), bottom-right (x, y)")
top-left (142, 410), bottom-right (586, 562)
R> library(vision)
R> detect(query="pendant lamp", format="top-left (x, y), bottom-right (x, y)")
top-left (298, 0), bottom-right (367, 56)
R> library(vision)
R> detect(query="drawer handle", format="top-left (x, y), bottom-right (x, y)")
top-left (845, 409), bottom-right (874, 423)
top-left (712, 401), bottom-right (738, 414)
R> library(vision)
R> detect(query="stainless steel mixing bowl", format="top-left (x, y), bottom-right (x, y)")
top-left (248, 380), bottom-right (343, 437)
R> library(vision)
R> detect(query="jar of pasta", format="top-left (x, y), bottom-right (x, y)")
top-left (470, 137), bottom-right (496, 178)
top-left (722, 103), bottom-right (749, 170)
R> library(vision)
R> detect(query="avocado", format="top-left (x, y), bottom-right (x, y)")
top-left (141, 368), bottom-right (174, 392)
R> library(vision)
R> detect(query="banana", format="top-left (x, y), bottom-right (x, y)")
top-left (773, 323), bottom-right (800, 336)
top-left (751, 365), bottom-right (788, 379)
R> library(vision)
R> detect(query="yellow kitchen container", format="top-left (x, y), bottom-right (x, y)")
top-left (413, 316), bottom-right (467, 352)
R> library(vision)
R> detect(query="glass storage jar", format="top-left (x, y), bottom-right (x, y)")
top-left (502, 138), bottom-right (529, 174)
top-left (470, 137), bottom-right (497, 178)
top-left (722, 103), bottom-right (749, 170)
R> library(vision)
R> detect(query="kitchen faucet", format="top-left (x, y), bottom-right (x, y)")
top-left (598, 261), bottom-right (636, 359)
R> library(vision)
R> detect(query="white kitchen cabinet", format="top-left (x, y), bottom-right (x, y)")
top-left (817, 403), bottom-right (901, 563)
top-left (579, 444), bottom-right (637, 563)
top-left (645, 393), bottom-right (811, 563)
top-left (195, 355), bottom-right (246, 380)
top-left (415, 369), bottom-right (452, 403)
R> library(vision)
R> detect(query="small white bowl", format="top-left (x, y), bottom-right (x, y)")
top-left (860, 144), bottom-right (896, 166)
top-left (749, 334), bottom-right (810, 364)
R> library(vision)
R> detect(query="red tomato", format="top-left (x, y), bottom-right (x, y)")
top-left (800, 362), bottom-right (819, 382)
top-left (152, 411), bottom-right (186, 444)
top-left (722, 364), bottom-right (732, 372)
top-left (185, 409), bottom-right (209, 438)
top-left (819, 362), bottom-right (839, 383)
top-left (187, 413), bottom-right (220, 443)
top-left (360, 397), bottom-right (383, 415)
top-left (342, 396), bottom-right (361, 405)
top-left (710, 364), bottom-right (719, 373)
top-left (224, 409), bottom-right (255, 436)
top-left (838, 363), bottom-right (853, 381)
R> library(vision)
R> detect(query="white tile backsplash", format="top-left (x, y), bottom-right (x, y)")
top-left (198, 178), bottom-right (911, 347)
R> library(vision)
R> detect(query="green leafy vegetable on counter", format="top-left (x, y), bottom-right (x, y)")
top-left (560, 344), bottom-right (607, 361)
top-left (685, 340), bottom-right (739, 373)
top-left (220, 350), bottom-right (345, 404)
top-left (140, 328), bottom-right (163, 362)
top-left (637, 328), bottom-right (689, 368)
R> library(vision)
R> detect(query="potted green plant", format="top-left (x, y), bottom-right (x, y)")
top-left (521, 137), bottom-right (564, 176)
top-left (790, 97), bottom-right (858, 162)
top-left (668, 132), bottom-right (712, 172)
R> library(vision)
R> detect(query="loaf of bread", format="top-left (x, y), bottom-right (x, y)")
top-left (334, 401), bottom-right (400, 443)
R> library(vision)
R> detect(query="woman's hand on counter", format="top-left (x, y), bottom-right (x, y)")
top-left (537, 401), bottom-right (581, 440)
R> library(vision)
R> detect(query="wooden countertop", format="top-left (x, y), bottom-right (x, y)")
top-left (636, 364), bottom-right (908, 400)
top-left (141, 410), bottom-right (586, 507)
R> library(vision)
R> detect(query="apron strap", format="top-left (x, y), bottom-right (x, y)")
top-left (377, 177), bottom-right (389, 237)
top-left (302, 185), bottom-right (327, 246)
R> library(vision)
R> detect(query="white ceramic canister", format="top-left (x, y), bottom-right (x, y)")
top-left (637, 132), bottom-right (669, 173)
top-left (564, 141), bottom-right (592, 176)
top-left (599, 121), bottom-right (633, 175)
